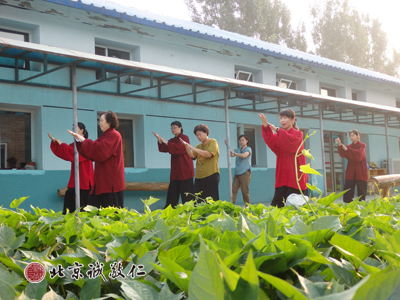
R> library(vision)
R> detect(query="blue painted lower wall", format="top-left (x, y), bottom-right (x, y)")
top-left (1, 167), bottom-right (304, 212)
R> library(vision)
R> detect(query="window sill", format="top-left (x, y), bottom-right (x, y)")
top-left (0, 170), bottom-right (45, 175)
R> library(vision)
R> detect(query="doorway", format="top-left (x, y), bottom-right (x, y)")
top-left (324, 132), bottom-right (345, 193)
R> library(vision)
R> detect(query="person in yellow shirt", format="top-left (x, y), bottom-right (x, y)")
top-left (180, 124), bottom-right (220, 202)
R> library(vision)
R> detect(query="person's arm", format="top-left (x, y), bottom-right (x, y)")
top-left (261, 125), bottom-right (278, 154)
top-left (234, 149), bottom-right (250, 158)
top-left (345, 144), bottom-right (366, 162)
top-left (275, 129), bottom-right (303, 154)
top-left (77, 132), bottom-right (120, 162)
top-left (180, 138), bottom-right (196, 159)
top-left (337, 144), bottom-right (348, 159)
top-left (51, 142), bottom-right (87, 163)
top-left (192, 147), bottom-right (213, 158)
top-left (158, 142), bottom-right (169, 153)
top-left (168, 136), bottom-right (189, 155)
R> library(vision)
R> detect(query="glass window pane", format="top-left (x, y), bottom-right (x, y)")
top-left (0, 110), bottom-right (31, 169)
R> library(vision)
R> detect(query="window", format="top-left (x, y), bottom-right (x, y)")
top-left (276, 78), bottom-right (296, 90)
top-left (97, 118), bottom-right (134, 167)
top-left (321, 87), bottom-right (336, 97)
top-left (0, 110), bottom-right (32, 169)
top-left (352, 92), bottom-right (358, 101)
top-left (0, 28), bottom-right (29, 70)
top-left (0, 28), bottom-right (29, 42)
top-left (396, 100), bottom-right (400, 108)
top-left (95, 45), bottom-right (137, 84)
top-left (235, 70), bottom-right (253, 82)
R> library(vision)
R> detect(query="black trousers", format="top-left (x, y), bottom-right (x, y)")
top-left (63, 188), bottom-right (90, 214)
top-left (271, 186), bottom-right (308, 208)
top-left (164, 178), bottom-right (194, 209)
top-left (88, 187), bottom-right (124, 209)
top-left (193, 172), bottom-right (220, 202)
top-left (343, 179), bottom-right (367, 203)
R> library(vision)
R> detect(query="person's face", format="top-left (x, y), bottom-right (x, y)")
top-left (349, 132), bottom-right (359, 142)
top-left (77, 126), bottom-right (84, 136)
top-left (239, 137), bottom-right (248, 147)
top-left (99, 114), bottom-right (110, 132)
top-left (171, 125), bottom-right (181, 136)
top-left (280, 115), bottom-right (294, 130)
top-left (195, 130), bottom-right (208, 143)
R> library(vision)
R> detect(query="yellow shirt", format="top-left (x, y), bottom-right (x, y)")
top-left (193, 138), bottom-right (220, 179)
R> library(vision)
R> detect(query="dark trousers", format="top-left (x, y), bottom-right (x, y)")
top-left (88, 187), bottom-right (124, 209)
top-left (63, 188), bottom-right (90, 214)
top-left (164, 178), bottom-right (194, 209)
top-left (194, 172), bottom-right (220, 202)
top-left (271, 186), bottom-right (308, 208)
top-left (343, 179), bottom-right (367, 203)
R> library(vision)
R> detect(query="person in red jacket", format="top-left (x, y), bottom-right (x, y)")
top-left (259, 109), bottom-right (308, 208)
top-left (152, 121), bottom-right (194, 209)
top-left (337, 130), bottom-right (368, 203)
top-left (48, 122), bottom-right (94, 214)
top-left (68, 111), bottom-right (125, 209)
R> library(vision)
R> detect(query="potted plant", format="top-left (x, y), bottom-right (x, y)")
top-left (26, 159), bottom-right (36, 170)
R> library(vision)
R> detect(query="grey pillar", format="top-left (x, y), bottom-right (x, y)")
top-left (385, 115), bottom-right (390, 174)
top-left (319, 105), bottom-right (327, 196)
top-left (71, 64), bottom-right (80, 210)
top-left (224, 89), bottom-right (233, 201)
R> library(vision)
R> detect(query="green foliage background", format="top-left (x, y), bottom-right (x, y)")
top-left (1, 195), bottom-right (400, 299)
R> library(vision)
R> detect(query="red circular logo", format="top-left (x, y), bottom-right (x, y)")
top-left (25, 262), bottom-right (46, 283)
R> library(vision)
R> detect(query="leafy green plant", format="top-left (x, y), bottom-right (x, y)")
top-left (1, 195), bottom-right (400, 299)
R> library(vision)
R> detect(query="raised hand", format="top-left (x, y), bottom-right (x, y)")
top-left (48, 132), bottom-right (62, 145)
top-left (258, 113), bottom-right (268, 127)
top-left (67, 129), bottom-right (85, 142)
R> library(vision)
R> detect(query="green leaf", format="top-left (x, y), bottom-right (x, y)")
top-left (0, 225), bottom-right (26, 253)
top-left (307, 183), bottom-right (322, 197)
top-left (300, 163), bottom-right (322, 176)
top-left (330, 233), bottom-right (373, 262)
top-left (258, 271), bottom-right (308, 300)
top-left (112, 240), bottom-right (137, 261)
top-left (153, 257), bottom-right (191, 293)
top-left (10, 196), bottom-right (29, 209)
top-left (155, 219), bottom-right (171, 241)
top-left (25, 280), bottom-right (47, 300)
top-left (234, 250), bottom-right (259, 299)
top-left (309, 216), bottom-right (342, 232)
top-left (80, 276), bottom-right (101, 300)
top-left (328, 264), bottom-right (358, 287)
top-left (312, 274), bottom-right (370, 300)
top-left (120, 280), bottom-right (159, 300)
top-left (158, 283), bottom-right (185, 300)
top-left (317, 190), bottom-right (349, 206)
top-left (189, 236), bottom-right (224, 300)
top-left (353, 269), bottom-right (400, 300)
top-left (42, 288), bottom-right (65, 300)
top-left (301, 149), bottom-right (315, 160)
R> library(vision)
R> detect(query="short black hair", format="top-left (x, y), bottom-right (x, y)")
top-left (193, 124), bottom-right (209, 136)
top-left (171, 121), bottom-right (183, 133)
top-left (238, 134), bottom-right (249, 142)
top-left (99, 111), bottom-right (119, 129)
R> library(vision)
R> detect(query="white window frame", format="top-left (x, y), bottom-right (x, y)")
top-left (235, 70), bottom-right (253, 82)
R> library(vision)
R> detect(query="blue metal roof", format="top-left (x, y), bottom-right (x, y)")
top-left (42, 0), bottom-right (400, 86)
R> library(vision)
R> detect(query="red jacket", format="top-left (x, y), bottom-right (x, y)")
top-left (338, 141), bottom-right (368, 181)
top-left (77, 128), bottom-right (125, 195)
top-left (158, 133), bottom-right (194, 181)
top-left (262, 126), bottom-right (308, 190)
top-left (50, 141), bottom-right (94, 190)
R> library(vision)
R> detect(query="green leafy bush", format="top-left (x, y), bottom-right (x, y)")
top-left (1, 195), bottom-right (400, 300)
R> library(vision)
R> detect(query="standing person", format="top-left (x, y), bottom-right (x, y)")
top-left (68, 111), bottom-right (125, 209)
top-left (48, 122), bottom-right (94, 214)
top-left (152, 121), bottom-right (194, 209)
top-left (337, 130), bottom-right (368, 203)
top-left (225, 135), bottom-right (252, 206)
top-left (180, 124), bottom-right (220, 202)
top-left (259, 109), bottom-right (308, 208)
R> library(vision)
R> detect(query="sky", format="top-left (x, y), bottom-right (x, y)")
top-left (110, 0), bottom-right (400, 52)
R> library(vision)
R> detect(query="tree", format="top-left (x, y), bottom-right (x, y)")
top-left (311, 0), bottom-right (399, 77)
top-left (184, 0), bottom-right (307, 51)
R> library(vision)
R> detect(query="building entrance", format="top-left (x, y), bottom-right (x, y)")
top-left (324, 132), bottom-right (345, 193)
